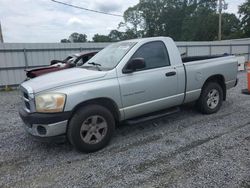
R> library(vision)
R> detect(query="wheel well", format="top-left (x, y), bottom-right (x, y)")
top-left (71, 98), bottom-right (120, 122)
top-left (203, 75), bottom-right (226, 100)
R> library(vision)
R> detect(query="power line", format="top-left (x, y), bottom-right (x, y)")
top-left (51, 0), bottom-right (123, 17)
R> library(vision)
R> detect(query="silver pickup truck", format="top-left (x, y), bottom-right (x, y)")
top-left (19, 37), bottom-right (238, 152)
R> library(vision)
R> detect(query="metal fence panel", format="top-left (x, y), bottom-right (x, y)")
top-left (187, 46), bottom-right (210, 56)
top-left (211, 46), bottom-right (231, 55)
top-left (0, 39), bottom-right (249, 87)
top-left (232, 45), bottom-right (249, 60)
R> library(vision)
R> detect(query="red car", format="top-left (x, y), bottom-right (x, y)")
top-left (26, 51), bottom-right (98, 79)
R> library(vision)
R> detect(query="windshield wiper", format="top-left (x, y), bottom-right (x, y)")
top-left (87, 62), bottom-right (102, 71)
top-left (88, 62), bottom-right (101, 66)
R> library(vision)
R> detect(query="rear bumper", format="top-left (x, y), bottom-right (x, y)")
top-left (19, 108), bottom-right (71, 138)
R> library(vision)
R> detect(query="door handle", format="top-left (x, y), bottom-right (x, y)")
top-left (165, 71), bottom-right (176, 77)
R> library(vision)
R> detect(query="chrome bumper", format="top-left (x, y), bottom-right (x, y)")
top-left (23, 120), bottom-right (68, 137)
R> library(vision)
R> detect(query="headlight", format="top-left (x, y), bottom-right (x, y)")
top-left (35, 93), bottom-right (66, 113)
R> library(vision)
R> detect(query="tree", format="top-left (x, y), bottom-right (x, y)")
top-left (221, 13), bottom-right (242, 39)
top-left (239, 0), bottom-right (250, 37)
top-left (181, 6), bottom-right (218, 41)
top-left (60, 33), bottom-right (87, 43)
top-left (92, 34), bottom-right (112, 42)
top-left (121, 0), bottom-right (242, 41)
top-left (60, 39), bottom-right (70, 43)
top-left (123, 5), bottom-right (144, 37)
top-left (61, 0), bottom-right (243, 43)
top-left (123, 29), bottom-right (140, 40)
top-left (108, 30), bottom-right (124, 41)
top-left (91, 29), bottom-right (140, 43)
top-left (69, 32), bottom-right (87, 42)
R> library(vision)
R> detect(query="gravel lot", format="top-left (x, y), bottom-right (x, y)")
top-left (0, 71), bottom-right (250, 188)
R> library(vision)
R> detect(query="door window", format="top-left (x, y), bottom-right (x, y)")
top-left (130, 41), bottom-right (170, 71)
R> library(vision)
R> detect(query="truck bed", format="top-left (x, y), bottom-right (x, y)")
top-left (182, 55), bottom-right (238, 103)
top-left (182, 55), bottom-right (227, 63)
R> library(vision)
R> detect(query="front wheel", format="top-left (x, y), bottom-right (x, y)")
top-left (197, 82), bottom-right (223, 114)
top-left (67, 105), bottom-right (115, 153)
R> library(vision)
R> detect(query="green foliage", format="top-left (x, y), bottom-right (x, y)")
top-left (92, 29), bottom-right (139, 42)
top-left (222, 13), bottom-right (242, 39)
top-left (123, 5), bottom-right (144, 36)
top-left (60, 0), bottom-right (247, 42)
top-left (239, 0), bottom-right (250, 37)
top-left (92, 34), bottom-right (112, 42)
top-left (60, 32), bottom-right (87, 43)
top-left (108, 30), bottom-right (124, 41)
top-left (69, 32), bottom-right (87, 42)
top-left (121, 0), bottom-right (243, 41)
top-left (60, 38), bottom-right (70, 43)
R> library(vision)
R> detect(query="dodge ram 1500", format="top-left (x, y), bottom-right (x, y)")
top-left (19, 37), bottom-right (238, 152)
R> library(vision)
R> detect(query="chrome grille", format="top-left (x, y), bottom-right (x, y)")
top-left (24, 101), bottom-right (30, 110)
top-left (20, 86), bottom-right (34, 112)
top-left (22, 91), bottom-right (30, 111)
top-left (23, 92), bottom-right (29, 100)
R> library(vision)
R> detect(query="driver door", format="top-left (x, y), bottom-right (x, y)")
top-left (118, 41), bottom-right (182, 119)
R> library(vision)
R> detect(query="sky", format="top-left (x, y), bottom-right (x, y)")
top-left (0, 0), bottom-right (246, 43)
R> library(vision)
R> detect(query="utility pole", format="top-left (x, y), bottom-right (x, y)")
top-left (218, 0), bottom-right (228, 41)
top-left (218, 0), bottom-right (222, 41)
top-left (0, 21), bottom-right (3, 43)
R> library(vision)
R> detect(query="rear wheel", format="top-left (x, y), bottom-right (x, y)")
top-left (197, 82), bottom-right (223, 114)
top-left (67, 104), bottom-right (115, 152)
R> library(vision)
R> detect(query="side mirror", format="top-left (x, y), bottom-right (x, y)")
top-left (123, 58), bottom-right (146, 73)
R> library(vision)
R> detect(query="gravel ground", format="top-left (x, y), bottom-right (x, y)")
top-left (0, 71), bottom-right (250, 188)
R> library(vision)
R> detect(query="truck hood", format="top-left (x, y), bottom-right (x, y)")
top-left (22, 68), bottom-right (107, 93)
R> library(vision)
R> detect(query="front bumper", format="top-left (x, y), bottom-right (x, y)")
top-left (19, 108), bottom-right (71, 138)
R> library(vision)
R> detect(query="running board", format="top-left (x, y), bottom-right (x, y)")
top-left (125, 107), bottom-right (180, 125)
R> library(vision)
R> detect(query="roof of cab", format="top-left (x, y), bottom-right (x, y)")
top-left (121, 36), bottom-right (172, 43)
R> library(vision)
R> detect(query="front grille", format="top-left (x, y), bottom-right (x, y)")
top-left (20, 86), bottom-right (33, 112)
top-left (22, 91), bottom-right (31, 111)
top-left (24, 101), bottom-right (30, 110)
top-left (23, 92), bottom-right (29, 99)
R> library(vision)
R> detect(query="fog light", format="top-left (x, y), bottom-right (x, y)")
top-left (37, 125), bottom-right (47, 135)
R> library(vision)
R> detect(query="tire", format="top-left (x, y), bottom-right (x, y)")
top-left (67, 104), bottom-right (115, 153)
top-left (196, 82), bottom-right (223, 114)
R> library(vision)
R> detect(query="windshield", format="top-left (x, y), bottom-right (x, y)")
top-left (82, 41), bottom-right (136, 70)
